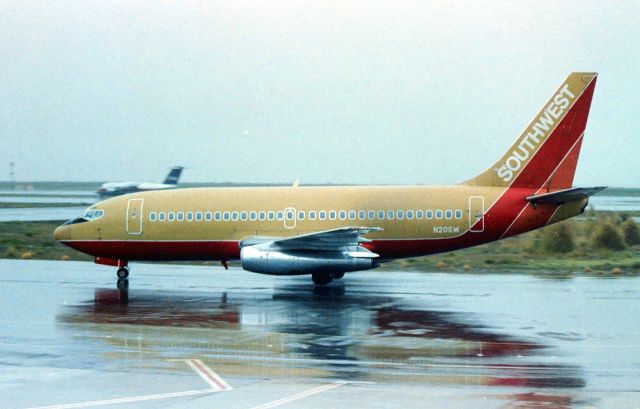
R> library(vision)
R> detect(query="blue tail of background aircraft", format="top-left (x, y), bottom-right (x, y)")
top-left (163, 166), bottom-right (184, 185)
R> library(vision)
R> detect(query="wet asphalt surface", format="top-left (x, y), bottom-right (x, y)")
top-left (1, 259), bottom-right (639, 408)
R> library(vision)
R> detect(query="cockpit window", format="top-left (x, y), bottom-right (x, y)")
top-left (64, 208), bottom-right (105, 225)
top-left (84, 209), bottom-right (105, 221)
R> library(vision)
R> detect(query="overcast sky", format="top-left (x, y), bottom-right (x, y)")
top-left (1, 1), bottom-right (638, 186)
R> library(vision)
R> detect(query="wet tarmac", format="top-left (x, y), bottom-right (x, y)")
top-left (1, 259), bottom-right (639, 408)
top-left (0, 196), bottom-right (95, 205)
top-left (0, 206), bottom-right (87, 222)
top-left (588, 196), bottom-right (640, 212)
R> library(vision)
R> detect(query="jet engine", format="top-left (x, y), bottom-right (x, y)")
top-left (240, 246), bottom-right (378, 275)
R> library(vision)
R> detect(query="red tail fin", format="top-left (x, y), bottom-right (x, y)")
top-left (463, 73), bottom-right (597, 190)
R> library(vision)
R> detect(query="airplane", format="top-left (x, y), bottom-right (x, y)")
top-left (55, 73), bottom-right (603, 285)
top-left (96, 166), bottom-right (184, 198)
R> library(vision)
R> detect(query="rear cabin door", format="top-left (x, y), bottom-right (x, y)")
top-left (126, 198), bottom-right (144, 235)
top-left (469, 196), bottom-right (485, 233)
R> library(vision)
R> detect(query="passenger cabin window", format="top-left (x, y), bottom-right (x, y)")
top-left (205, 212), bottom-right (212, 221)
top-left (319, 210), bottom-right (327, 220)
top-left (397, 210), bottom-right (404, 220)
top-left (329, 210), bottom-right (337, 220)
top-left (426, 210), bottom-right (433, 219)
top-left (285, 209), bottom-right (294, 220)
top-left (339, 211), bottom-right (346, 220)
top-left (168, 212), bottom-right (175, 221)
top-left (149, 212), bottom-right (157, 222)
top-left (268, 211), bottom-right (275, 221)
top-left (214, 212), bottom-right (221, 221)
top-left (186, 212), bottom-right (194, 221)
top-left (455, 209), bottom-right (463, 219)
top-left (349, 210), bottom-right (356, 220)
top-left (250, 211), bottom-right (257, 221)
top-left (358, 210), bottom-right (366, 220)
top-left (258, 211), bottom-right (266, 221)
top-left (177, 212), bottom-right (184, 221)
top-left (232, 211), bottom-right (239, 221)
top-left (309, 211), bottom-right (316, 220)
top-left (406, 210), bottom-right (414, 220)
top-left (298, 210), bottom-right (305, 220)
top-left (377, 210), bottom-right (385, 220)
top-left (223, 212), bottom-right (230, 221)
top-left (159, 212), bottom-right (166, 221)
top-left (277, 211), bottom-right (283, 221)
top-left (445, 209), bottom-right (453, 219)
top-left (368, 210), bottom-right (375, 220)
top-left (196, 212), bottom-right (203, 221)
top-left (387, 210), bottom-right (394, 220)
top-left (416, 210), bottom-right (424, 219)
top-left (435, 210), bottom-right (443, 219)
top-left (241, 212), bottom-right (247, 221)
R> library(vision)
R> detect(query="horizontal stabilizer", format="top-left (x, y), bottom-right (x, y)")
top-left (526, 186), bottom-right (606, 206)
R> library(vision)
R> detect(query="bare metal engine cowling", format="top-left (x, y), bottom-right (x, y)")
top-left (240, 246), bottom-right (378, 276)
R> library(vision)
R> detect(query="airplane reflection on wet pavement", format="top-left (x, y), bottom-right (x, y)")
top-left (59, 281), bottom-right (585, 394)
top-left (2, 260), bottom-right (639, 408)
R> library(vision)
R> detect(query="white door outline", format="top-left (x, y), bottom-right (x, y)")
top-left (284, 207), bottom-right (296, 229)
top-left (469, 196), bottom-right (485, 233)
top-left (126, 198), bottom-right (144, 235)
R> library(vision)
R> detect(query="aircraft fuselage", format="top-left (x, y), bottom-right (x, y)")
top-left (54, 184), bottom-right (587, 263)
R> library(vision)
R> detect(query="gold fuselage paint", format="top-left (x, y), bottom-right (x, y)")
top-left (66, 185), bottom-right (504, 242)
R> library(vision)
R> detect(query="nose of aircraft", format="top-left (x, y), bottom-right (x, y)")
top-left (53, 225), bottom-right (71, 241)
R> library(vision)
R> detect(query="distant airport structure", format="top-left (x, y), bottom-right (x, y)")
top-left (96, 166), bottom-right (184, 198)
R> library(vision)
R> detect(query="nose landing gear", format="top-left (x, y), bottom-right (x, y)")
top-left (116, 266), bottom-right (130, 279)
top-left (116, 266), bottom-right (129, 291)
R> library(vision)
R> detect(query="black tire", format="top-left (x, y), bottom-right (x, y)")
top-left (312, 272), bottom-right (333, 285)
top-left (333, 272), bottom-right (345, 279)
top-left (117, 267), bottom-right (129, 279)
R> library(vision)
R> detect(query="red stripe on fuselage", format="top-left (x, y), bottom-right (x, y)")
top-left (62, 240), bottom-right (241, 261)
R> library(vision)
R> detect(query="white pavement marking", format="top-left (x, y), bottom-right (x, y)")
top-left (248, 381), bottom-right (348, 409)
top-left (184, 358), bottom-right (233, 391)
top-left (23, 388), bottom-right (214, 409)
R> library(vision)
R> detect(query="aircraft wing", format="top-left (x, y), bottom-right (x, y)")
top-left (526, 186), bottom-right (606, 206)
top-left (241, 226), bottom-right (382, 256)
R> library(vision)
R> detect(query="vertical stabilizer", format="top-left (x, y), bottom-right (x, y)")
top-left (462, 73), bottom-right (597, 189)
top-left (163, 166), bottom-right (184, 185)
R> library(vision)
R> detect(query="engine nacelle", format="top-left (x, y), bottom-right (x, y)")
top-left (240, 246), bottom-right (378, 276)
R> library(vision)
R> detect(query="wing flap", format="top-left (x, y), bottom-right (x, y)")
top-left (271, 226), bottom-right (382, 251)
top-left (240, 226), bottom-right (382, 253)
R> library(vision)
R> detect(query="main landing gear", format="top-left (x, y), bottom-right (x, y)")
top-left (311, 272), bottom-right (345, 286)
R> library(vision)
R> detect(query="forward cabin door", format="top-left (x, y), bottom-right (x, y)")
top-left (469, 196), bottom-right (484, 233)
top-left (126, 198), bottom-right (144, 235)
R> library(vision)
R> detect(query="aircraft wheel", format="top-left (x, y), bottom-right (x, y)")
top-left (117, 267), bottom-right (130, 279)
top-left (312, 272), bottom-right (333, 286)
top-left (333, 272), bottom-right (345, 279)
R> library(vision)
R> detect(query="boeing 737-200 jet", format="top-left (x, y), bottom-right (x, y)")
top-left (55, 73), bottom-right (603, 285)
